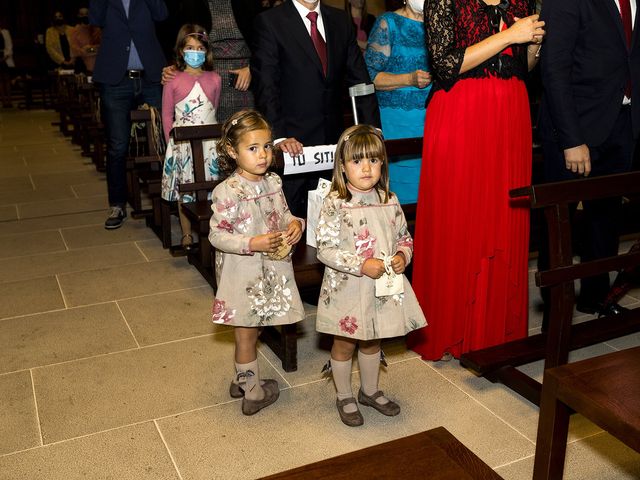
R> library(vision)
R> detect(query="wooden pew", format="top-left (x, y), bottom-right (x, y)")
top-left (126, 108), bottom-right (165, 219)
top-left (460, 172), bottom-right (640, 407)
top-left (171, 124), bottom-right (223, 276)
top-left (533, 346), bottom-right (640, 479)
top-left (260, 427), bottom-right (503, 480)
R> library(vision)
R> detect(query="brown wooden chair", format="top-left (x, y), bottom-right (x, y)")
top-left (171, 123), bottom-right (223, 278)
top-left (126, 108), bottom-right (165, 219)
top-left (460, 171), bottom-right (640, 407)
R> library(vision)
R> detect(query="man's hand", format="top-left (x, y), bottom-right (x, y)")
top-left (278, 137), bottom-right (304, 156)
top-left (564, 144), bottom-right (591, 176)
top-left (161, 65), bottom-right (177, 86)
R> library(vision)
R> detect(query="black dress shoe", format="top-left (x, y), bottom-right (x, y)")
top-left (597, 302), bottom-right (628, 318)
top-left (575, 302), bottom-right (599, 315)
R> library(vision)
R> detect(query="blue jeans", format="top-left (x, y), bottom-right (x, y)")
top-left (99, 76), bottom-right (162, 207)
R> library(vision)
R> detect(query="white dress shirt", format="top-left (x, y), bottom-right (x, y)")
top-left (292, 0), bottom-right (326, 41)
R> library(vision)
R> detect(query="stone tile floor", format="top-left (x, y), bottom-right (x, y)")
top-left (0, 108), bottom-right (638, 479)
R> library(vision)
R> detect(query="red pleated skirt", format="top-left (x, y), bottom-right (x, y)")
top-left (407, 76), bottom-right (531, 361)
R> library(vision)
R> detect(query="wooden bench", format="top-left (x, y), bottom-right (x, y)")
top-left (460, 171), bottom-right (640, 407)
top-left (533, 346), bottom-right (640, 479)
top-left (172, 124), bottom-right (223, 273)
top-left (126, 108), bottom-right (165, 220)
top-left (259, 427), bottom-right (503, 479)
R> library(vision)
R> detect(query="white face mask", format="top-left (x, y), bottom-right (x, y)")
top-left (406, 0), bottom-right (424, 14)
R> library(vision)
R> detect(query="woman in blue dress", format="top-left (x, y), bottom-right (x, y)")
top-left (364, 0), bottom-right (432, 204)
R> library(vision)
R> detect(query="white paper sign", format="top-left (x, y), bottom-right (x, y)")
top-left (282, 144), bottom-right (337, 176)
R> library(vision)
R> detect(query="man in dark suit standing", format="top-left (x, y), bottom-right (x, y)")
top-left (90, 0), bottom-right (168, 229)
top-left (251, 0), bottom-right (379, 217)
top-left (539, 0), bottom-right (639, 319)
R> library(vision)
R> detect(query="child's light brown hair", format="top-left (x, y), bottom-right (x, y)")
top-left (331, 124), bottom-right (390, 203)
top-left (216, 110), bottom-right (273, 175)
top-left (174, 24), bottom-right (214, 71)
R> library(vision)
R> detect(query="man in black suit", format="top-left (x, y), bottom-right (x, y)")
top-left (539, 0), bottom-right (639, 319)
top-left (90, 0), bottom-right (168, 229)
top-left (251, 0), bottom-right (379, 217)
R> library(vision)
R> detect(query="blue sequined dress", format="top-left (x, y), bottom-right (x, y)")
top-left (364, 13), bottom-right (431, 204)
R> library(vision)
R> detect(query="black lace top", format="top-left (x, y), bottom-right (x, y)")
top-left (425, 0), bottom-right (531, 92)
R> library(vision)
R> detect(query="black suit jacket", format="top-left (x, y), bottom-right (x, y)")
top-left (539, 0), bottom-right (640, 150)
top-left (251, 1), bottom-right (379, 145)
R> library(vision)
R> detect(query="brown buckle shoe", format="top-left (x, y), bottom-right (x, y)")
top-left (241, 379), bottom-right (280, 415)
top-left (336, 397), bottom-right (364, 427)
top-left (358, 389), bottom-right (400, 416)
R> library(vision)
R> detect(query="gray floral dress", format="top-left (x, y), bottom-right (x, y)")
top-left (315, 189), bottom-right (427, 340)
top-left (208, 172), bottom-right (305, 327)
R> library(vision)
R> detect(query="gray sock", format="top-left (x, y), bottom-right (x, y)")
top-left (331, 357), bottom-right (357, 414)
top-left (358, 350), bottom-right (389, 405)
top-left (235, 360), bottom-right (264, 401)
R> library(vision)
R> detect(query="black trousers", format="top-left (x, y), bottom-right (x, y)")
top-left (538, 105), bottom-right (635, 313)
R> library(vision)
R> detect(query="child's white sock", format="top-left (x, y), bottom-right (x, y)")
top-left (235, 360), bottom-right (265, 401)
top-left (330, 357), bottom-right (358, 414)
top-left (358, 350), bottom-right (389, 405)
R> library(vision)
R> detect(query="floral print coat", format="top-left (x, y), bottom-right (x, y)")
top-left (315, 189), bottom-right (427, 340)
top-left (208, 172), bottom-right (305, 327)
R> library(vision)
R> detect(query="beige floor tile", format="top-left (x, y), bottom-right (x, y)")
top-left (0, 175), bottom-right (32, 193)
top-left (0, 304), bottom-right (137, 374)
top-left (516, 343), bottom-right (618, 383)
top-left (605, 331), bottom-right (640, 351)
top-left (0, 371), bottom-right (41, 455)
top-left (61, 220), bottom-right (157, 249)
top-left (18, 195), bottom-right (108, 219)
top-left (430, 361), bottom-right (600, 443)
top-left (30, 170), bottom-right (104, 190)
top-left (496, 432), bottom-right (640, 480)
top-left (0, 204), bottom-right (17, 221)
top-left (0, 166), bottom-right (28, 179)
top-left (0, 423), bottom-right (180, 480)
top-left (32, 333), bottom-right (282, 443)
top-left (0, 230), bottom-right (66, 260)
top-left (135, 238), bottom-right (175, 261)
top-left (58, 258), bottom-right (207, 307)
top-left (0, 243), bottom-right (146, 284)
top-left (118, 286), bottom-right (226, 346)
top-left (0, 184), bottom-right (76, 207)
top-left (258, 313), bottom-right (419, 387)
top-left (158, 360), bottom-right (534, 480)
top-left (0, 276), bottom-right (65, 320)
top-left (0, 210), bottom-right (104, 237)
top-left (70, 182), bottom-right (107, 197)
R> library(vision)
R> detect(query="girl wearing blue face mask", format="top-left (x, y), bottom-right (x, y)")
top-left (161, 24), bottom-right (222, 251)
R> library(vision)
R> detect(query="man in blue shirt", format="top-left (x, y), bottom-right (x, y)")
top-left (90, 0), bottom-right (168, 229)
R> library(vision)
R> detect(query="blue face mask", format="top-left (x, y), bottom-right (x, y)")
top-left (184, 50), bottom-right (206, 69)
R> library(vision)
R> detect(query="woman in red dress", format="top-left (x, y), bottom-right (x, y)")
top-left (408, 0), bottom-right (545, 360)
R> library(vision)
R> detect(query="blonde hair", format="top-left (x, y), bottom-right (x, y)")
top-left (216, 110), bottom-right (273, 175)
top-left (331, 124), bottom-right (390, 203)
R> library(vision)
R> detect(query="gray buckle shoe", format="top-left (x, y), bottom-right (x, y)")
top-left (358, 389), bottom-right (400, 416)
top-left (336, 397), bottom-right (364, 427)
top-left (229, 381), bottom-right (244, 398)
top-left (241, 379), bottom-right (280, 415)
